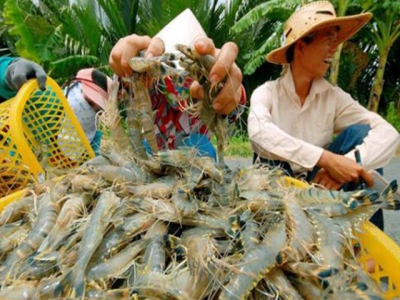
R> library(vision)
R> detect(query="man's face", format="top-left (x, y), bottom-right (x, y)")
top-left (299, 26), bottom-right (339, 78)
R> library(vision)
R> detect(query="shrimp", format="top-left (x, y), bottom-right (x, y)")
top-left (87, 164), bottom-right (141, 184)
top-left (176, 44), bottom-right (229, 168)
top-left (90, 212), bottom-right (154, 263)
top-left (277, 193), bottom-right (317, 265)
top-left (0, 281), bottom-right (37, 300)
top-left (86, 239), bottom-right (147, 281)
top-left (0, 191), bottom-right (59, 282)
top-left (264, 267), bottom-right (304, 300)
top-left (127, 73), bottom-right (157, 158)
top-left (219, 221), bottom-right (286, 300)
top-left (53, 190), bottom-right (120, 299)
top-left (0, 223), bottom-right (30, 261)
top-left (35, 193), bottom-right (91, 257)
top-left (99, 78), bottom-right (137, 157)
top-left (122, 176), bottom-right (175, 199)
top-left (307, 210), bottom-right (345, 273)
top-left (141, 221), bottom-right (168, 274)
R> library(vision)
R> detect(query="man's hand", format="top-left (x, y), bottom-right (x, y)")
top-left (189, 37), bottom-right (243, 115)
top-left (317, 150), bottom-right (373, 187)
top-left (6, 58), bottom-right (47, 91)
top-left (313, 168), bottom-right (343, 190)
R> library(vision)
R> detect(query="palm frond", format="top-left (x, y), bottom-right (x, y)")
top-left (242, 24), bottom-right (283, 75)
top-left (49, 54), bottom-right (99, 83)
top-left (97, 0), bottom-right (136, 39)
top-left (231, 0), bottom-right (297, 35)
top-left (3, 0), bottom-right (40, 61)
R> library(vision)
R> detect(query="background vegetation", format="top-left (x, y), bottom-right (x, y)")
top-left (0, 0), bottom-right (399, 156)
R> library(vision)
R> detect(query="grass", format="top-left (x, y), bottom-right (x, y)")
top-left (212, 133), bottom-right (253, 158)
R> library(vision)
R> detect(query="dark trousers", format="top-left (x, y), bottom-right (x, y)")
top-left (253, 124), bottom-right (384, 230)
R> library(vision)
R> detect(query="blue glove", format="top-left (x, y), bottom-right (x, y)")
top-left (5, 58), bottom-right (47, 91)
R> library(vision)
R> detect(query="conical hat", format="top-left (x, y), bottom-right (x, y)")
top-left (266, 1), bottom-right (372, 65)
top-left (155, 8), bottom-right (207, 53)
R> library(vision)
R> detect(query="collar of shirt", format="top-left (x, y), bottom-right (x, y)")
top-left (280, 67), bottom-right (332, 105)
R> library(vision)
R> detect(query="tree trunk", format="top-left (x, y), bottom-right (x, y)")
top-left (367, 50), bottom-right (388, 112)
top-left (397, 96), bottom-right (400, 119)
top-left (329, 44), bottom-right (343, 85)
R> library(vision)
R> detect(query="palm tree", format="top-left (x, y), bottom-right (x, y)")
top-left (329, 0), bottom-right (350, 85)
top-left (363, 1), bottom-right (400, 112)
top-left (230, 0), bottom-right (300, 76)
top-left (1, 0), bottom-right (107, 82)
top-left (327, 1), bottom-right (372, 86)
top-left (96, 0), bottom-right (139, 39)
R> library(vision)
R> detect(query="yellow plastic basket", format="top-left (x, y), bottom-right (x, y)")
top-left (357, 221), bottom-right (400, 299)
top-left (281, 176), bottom-right (400, 299)
top-left (0, 187), bottom-right (29, 213)
top-left (0, 77), bottom-right (95, 197)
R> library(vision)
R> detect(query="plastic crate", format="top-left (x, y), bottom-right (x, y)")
top-left (357, 221), bottom-right (400, 299)
top-left (0, 187), bottom-right (29, 213)
top-left (282, 176), bottom-right (400, 299)
top-left (0, 78), bottom-right (95, 197)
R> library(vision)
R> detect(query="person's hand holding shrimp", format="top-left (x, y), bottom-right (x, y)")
top-left (109, 34), bottom-right (243, 115)
top-left (189, 37), bottom-right (243, 115)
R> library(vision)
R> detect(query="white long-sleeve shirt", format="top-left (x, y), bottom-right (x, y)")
top-left (248, 68), bottom-right (400, 175)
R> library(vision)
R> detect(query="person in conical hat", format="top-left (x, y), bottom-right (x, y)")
top-left (248, 1), bottom-right (399, 229)
top-left (109, 9), bottom-right (246, 159)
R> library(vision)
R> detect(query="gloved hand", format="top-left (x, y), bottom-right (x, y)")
top-left (5, 58), bottom-right (47, 91)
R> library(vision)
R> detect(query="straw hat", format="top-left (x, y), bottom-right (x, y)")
top-left (155, 8), bottom-right (207, 53)
top-left (266, 1), bottom-right (372, 65)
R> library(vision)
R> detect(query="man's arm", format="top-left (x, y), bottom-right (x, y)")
top-left (314, 89), bottom-right (399, 188)
top-left (332, 89), bottom-right (400, 170)
top-left (0, 57), bottom-right (47, 103)
top-left (0, 57), bottom-right (17, 101)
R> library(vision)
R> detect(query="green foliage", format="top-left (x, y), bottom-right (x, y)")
top-left (3, 0), bottom-right (40, 61)
top-left (225, 134), bottom-right (252, 158)
top-left (50, 55), bottom-right (100, 85)
top-left (230, 0), bottom-right (299, 75)
top-left (0, 0), bottom-right (398, 122)
top-left (385, 102), bottom-right (400, 132)
top-left (337, 42), bottom-right (371, 104)
top-left (136, 0), bottom-right (226, 44)
top-left (212, 132), bottom-right (252, 158)
top-left (96, 0), bottom-right (138, 40)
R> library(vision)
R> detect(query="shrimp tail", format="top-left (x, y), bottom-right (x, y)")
top-left (54, 268), bottom-right (85, 299)
top-left (378, 179), bottom-right (400, 210)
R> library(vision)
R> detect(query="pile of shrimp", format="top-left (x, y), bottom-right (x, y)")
top-left (0, 148), bottom-right (397, 300)
top-left (0, 45), bottom-right (398, 300)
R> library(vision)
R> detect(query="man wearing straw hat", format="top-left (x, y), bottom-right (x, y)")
top-left (248, 1), bottom-right (400, 229)
top-left (109, 9), bottom-right (246, 160)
